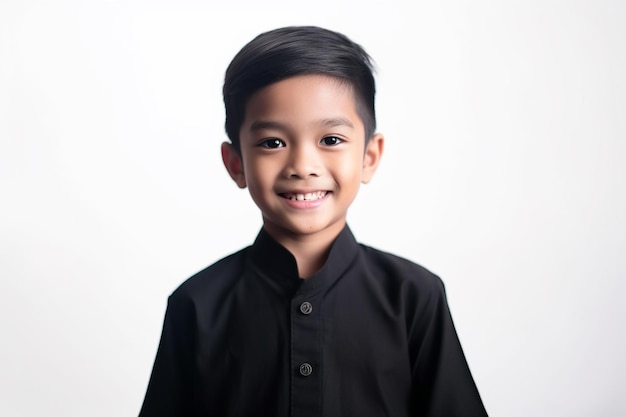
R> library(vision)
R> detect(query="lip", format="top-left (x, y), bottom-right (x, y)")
top-left (278, 190), bottom-right (331, 209)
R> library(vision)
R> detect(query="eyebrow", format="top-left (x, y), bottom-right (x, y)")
top-left (249, 120), bottom-right (286, 132)
top-left (317, 117), bottom-right (354, 129)
top-left (249, 117), bottom-right (354, 132)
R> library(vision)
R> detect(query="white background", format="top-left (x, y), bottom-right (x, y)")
top-left (1, 1), bottom-right (625, 416)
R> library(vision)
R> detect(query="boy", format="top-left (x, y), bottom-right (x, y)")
top-left (139, 26), bottom-right (487, 416)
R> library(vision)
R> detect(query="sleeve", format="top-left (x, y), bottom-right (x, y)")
top-left (138, 294), bottom-right (197, 417)
top-left (408, 276), bottom-right (488, 417)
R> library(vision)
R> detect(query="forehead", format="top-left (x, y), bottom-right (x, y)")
top-left (241, 75), bottom-right (363, 132)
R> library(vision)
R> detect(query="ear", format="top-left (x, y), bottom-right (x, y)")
top-left (221, 142), bottom-right (247, 189)
top-left (361, 133), bottom-right (384, 184)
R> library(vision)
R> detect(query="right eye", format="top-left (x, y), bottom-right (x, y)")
top-left (258, 138), bottom-right (285, 149)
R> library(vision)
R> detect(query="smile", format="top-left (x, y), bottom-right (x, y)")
top-left (280, 191), bottom-right (328, 201)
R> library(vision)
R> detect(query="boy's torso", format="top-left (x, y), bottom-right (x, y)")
top-left (140, 226), bottom-right (487, 417)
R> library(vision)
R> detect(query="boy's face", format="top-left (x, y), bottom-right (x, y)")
top-left (222, 75), bottom-right (383, 243)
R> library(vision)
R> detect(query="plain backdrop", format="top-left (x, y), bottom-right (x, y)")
top-left (1, 1), bottom-right (625, 416)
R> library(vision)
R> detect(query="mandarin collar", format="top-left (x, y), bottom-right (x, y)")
top-left (247, 225), bottom-right (360, 294)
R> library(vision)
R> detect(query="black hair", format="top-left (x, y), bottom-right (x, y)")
top-left (223, 26), bottom-right (377, 152)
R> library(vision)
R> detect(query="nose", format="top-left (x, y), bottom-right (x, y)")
top-left (285, 143), bottom-right (321, 179)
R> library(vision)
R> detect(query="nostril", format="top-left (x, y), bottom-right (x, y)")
top-left (288, 171), bottom-right (319, 179)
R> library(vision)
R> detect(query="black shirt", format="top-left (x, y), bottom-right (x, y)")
top-left (139, 226), bottom-right (487, 416)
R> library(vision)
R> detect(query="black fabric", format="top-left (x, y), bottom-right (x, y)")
top-left (139, 226), bottom-right (488, 416)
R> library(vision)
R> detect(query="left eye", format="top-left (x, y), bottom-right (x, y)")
top-left (320, 136), bottom-right (343, 146)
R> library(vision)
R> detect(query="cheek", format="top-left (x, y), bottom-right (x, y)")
top-left (246, 178), bottom-right (273, 212)
top-left (243, 158), bottom-right (278, 195)
top-left (334, 155), bottom-right (364, 188)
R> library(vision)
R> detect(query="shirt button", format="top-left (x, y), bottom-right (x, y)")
top-left (299, 301), bottom-right (313, 315)
top-left (299, 362), bottom-right (313, 376)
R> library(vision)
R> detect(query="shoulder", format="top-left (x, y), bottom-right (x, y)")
top-left (357, 244), bottom-right (456, 341)
top-left (168, 247), bottom-right (249, 305)
top-left (357, 243), bottom-right (447, 303)
top-left (358, 244), bottom-right (443, 285)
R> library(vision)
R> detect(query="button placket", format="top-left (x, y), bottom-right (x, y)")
top-left (291, 294), bottom-right (321, 415)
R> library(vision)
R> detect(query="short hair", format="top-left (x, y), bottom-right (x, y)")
top-left (223, 26), bottom-right (377, 152)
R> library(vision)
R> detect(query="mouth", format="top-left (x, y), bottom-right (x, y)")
top-left (279, 191), bottom-right (329, 201)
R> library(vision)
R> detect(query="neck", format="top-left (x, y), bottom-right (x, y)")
top-left (263, 222), bottom-right (345, 279)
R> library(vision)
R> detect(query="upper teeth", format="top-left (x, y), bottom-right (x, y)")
top-left (285, 191), bottom-right (327, 201)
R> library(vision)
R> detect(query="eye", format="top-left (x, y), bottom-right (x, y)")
top-left (320, 136), bottom-right (343, 146)
top-left (259, 138), bottom-right (285, 149)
